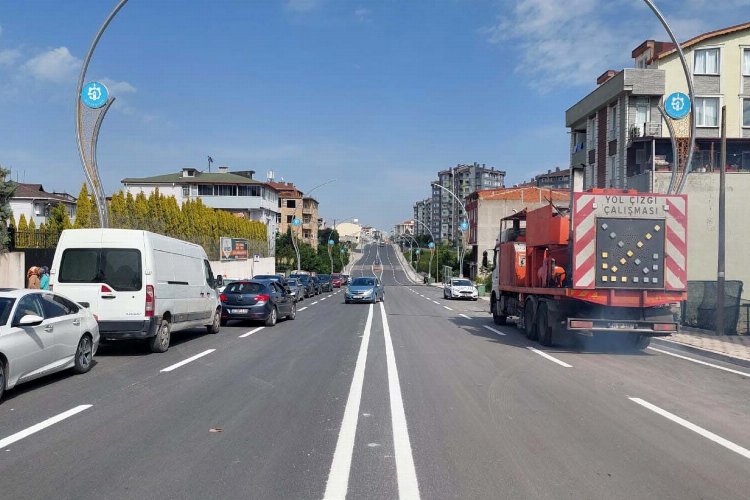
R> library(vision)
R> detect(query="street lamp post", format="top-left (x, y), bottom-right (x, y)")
top-left (328, 239), bottom-right (335, 274)
top-left (413, 217), bottom-right (437, 282)
top-left (291, 179), bottom-right (335, 271)
top-left (432, 183), bottom-right (469, 277)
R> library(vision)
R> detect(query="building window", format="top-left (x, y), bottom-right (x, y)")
top-left (635, 97), bottom-right (650, 129)
top-left (608, 103), bottom-right (618, 141)
top-left (286, 199), bottom-right (296, 209)
top-left (743, 98), bottom-right (750, 128)
top-left (182, 186), bottom-right (190, 197)
top-left (216, 185), bottom-right (236, 196)
top-left (744, 48), bottom-right (750, 76)
top-left (238, 185), bottom-right (260, 196)
top-left (695, 97), bottom-right (720, 127)
top-left (198, 184), bottom-right (214, 196)
top-left (286, 215), bottom-right (293, 224)
top-left (694, 48), bottom-right (720, 75)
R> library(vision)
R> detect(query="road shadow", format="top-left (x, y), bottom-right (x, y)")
top-left (96, 327), bottom-right (211, 357)
top-left (2, 360), bottom-right (100, 402)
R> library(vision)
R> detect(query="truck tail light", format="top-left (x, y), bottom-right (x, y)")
top-left (653, 323), bottom-right (677, 332)
top-left (145, 285), bottom-right (155, 317)
top-left (570, 320), bottom-right (594, 329)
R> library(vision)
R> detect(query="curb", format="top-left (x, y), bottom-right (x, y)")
top-left (651, 337), bottom-right (750, 370)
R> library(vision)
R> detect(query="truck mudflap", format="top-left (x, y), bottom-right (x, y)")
top-left (566, 317), bottom-right (678, 336)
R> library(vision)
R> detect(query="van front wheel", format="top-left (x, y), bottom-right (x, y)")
top-left (207, 309), bottom-right (221, 334)
top-left (149, 320), bottom-right (171, 353)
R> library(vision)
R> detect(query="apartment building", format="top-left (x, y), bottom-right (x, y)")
top-left (515, 167), bottom-right (572, 190)
top-left (268, 181), bottom-right (320, 249)
top-left (566, 21), bottom-right (750, 189)
top-left (412, 198), bottom-right (431, 237)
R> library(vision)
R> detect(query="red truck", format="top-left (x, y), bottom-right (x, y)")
top-left (490, 168), bottom-right (687, 349)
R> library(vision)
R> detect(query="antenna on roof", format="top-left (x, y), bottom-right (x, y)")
top-left (207, 155), bottom-right (214, 173)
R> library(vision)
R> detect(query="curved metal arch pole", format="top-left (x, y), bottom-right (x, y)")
top-left (657, 103), bottom-right (680, 191)
top-left (75, 0), bottom-right (129, 228)
top-left (431, 182), bottom-right (468, 277)
top-left (642, 0), bottom-right (696, 194)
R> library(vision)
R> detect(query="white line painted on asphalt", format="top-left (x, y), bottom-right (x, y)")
top-left (321, 297), bottom-right (327, 301)
top-left (239, 327), bottom-right (265, 338)
top-left (324, 304), bottom-right (375, 500)
top-left (298, 306), bottom-right (308, 311)
top-left (328, 294), bottom-right (333, 298)
top-left (629, 397), bottom-right (750, 460)
top-left (0, 405), bottom-right (92, 450)
top-left (526, 347), bottom-right (572, 368)
top-left (312, 301), bottom-right (319, 305)
top-left (443, 305), bottom-right (453, 311)
top-left (432, 300), bottom-right (440, 305)
top-left (160, 349), bottom-right (216, 372)
top-left (459, 313), bottom-right (471, 319)
top-left (647, 347), bottom-right (750, 378)
top-left (483, 325), bottom-right (506, 336)
top-left (379, 302), bottom-right (420, 499)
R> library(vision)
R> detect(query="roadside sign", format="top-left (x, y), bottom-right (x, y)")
top-left (81, 81), bottom-right (109, 109)
top-left (328, 239), bottom-right (335, 245)
top-left (416, 249), bottom-right (421, 254)
top-left (664, 92), bottom-right (691, 120)
top-left (253, 254), bottom-right (261, 262)
top-left (460, 221), bottom-right (469, 231)
top-left (220, 237), bottom-right (249, 261)
top-left (292, 218), bottom-right (301, 227)
top-left (428, 242), bottom-right (435, 249)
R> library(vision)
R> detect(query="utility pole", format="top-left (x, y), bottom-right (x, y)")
top-left (717, 105), bottom-right (727, 335)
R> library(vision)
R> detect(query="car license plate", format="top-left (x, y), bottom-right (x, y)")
top-left (230, 308), bottom-right (248, 314)
top-left (609, 322), bottom-right (635, 329)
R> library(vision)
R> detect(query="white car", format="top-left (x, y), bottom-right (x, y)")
top-left (0, 289), bottom-right (99, 401)
top-left (444, 278), bottom-right (479, 301)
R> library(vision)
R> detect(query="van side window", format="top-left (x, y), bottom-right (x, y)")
top-left (59, 248), bottom-right (142, 291)
top-left (203, 260), bottom-right (215, 286)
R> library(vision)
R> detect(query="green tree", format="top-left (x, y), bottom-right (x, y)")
top-left (74, 183), bottom-right (94, 228)
top-left (47, 203), bottom-right (72, 238)
top-left (0, 166), bottom-right (16, 250)
top-left (17, 213), bottom-right (28, 248)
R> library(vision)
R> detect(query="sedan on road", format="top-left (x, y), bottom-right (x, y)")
top-left (444, 278), bottom-right (479, 300)
top-left (0, 289), bottom-right (99, 401)
top-left (345, 277), bottom-right (385, 304)
top-left (289, 274), bottom-right (316, 298)
top-left (285, 278), bottom-right (305, 302)
top-left (317, 274), bottom-right (333, 292)
top-left (220, 280), bottom-right (296, 327)
top-left (331, 273), bottom-right (343, 288)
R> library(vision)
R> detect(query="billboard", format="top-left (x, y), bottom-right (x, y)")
top-left (220, 237), bottom-right (249, 261)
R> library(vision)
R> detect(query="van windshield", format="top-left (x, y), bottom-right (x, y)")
top-left (59, 248), bottom-right (143, 291)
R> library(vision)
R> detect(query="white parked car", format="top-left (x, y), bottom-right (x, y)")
top-left (50, 229), bottom-right (222, 353)
top-left (444, 278), bottom-right (479, 301)
top-left (0, 289), bottom-right (99, 401)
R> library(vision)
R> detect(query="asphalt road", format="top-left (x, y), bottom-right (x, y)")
top-left (1, 243), bottom-right (750, 499)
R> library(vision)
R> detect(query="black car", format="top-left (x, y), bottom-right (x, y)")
top-left (317, 274), bottom-right (333, 292)
top-left (289, 274), bottom-right (316, 298)
top-left (310, 275), bottom-right (322, 295)
top-left (220, 280), bottom-right (296, 326)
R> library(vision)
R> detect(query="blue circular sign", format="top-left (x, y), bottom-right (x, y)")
top-left (328, 239), bottom-right (334, 245)
top-left (292, 218), bottom-right (301, 227)
top-left (428, 242), bottom-right (435, 249)
top-left (81, 81), bottom-right (109, 109)
top-left (416, 249), bottom-right (421, 254)
top-left (664, 92), bottom-right (691, 120)
top-left (460, 221), bottom-right (469, 231)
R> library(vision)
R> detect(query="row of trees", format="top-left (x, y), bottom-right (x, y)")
top-left (0, 165), bottom-right (16, 250)
top-left (275, 229), bottom-right (350, 274)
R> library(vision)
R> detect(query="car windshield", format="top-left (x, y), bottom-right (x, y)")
top-left (351, 278), bottom-right (375, 287)
top-left (452, 280), bottom-right (473, 287)
top-left (224, 282), bottom-right (265, 294)
top-left (0, 297), bottom-right (15, 325)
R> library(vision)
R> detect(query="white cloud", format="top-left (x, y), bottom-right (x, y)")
top-left (285, 0), bottom-right (321, 13)
top-left (24, 47), bottom-right (80, 83)
top-left (354, 7), bottom-right (372, 22)
top-left (0, 48), bottom-right (21, 66)
top-left (100, 78), bottom-right (137, 94)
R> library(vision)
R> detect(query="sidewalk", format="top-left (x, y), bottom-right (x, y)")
top-left (654, 326), bottom-right (750, 365)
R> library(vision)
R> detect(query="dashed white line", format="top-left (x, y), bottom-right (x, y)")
top-left (312, 301), bottom-right (319, 305)
top-left (432, 300), bottom-right (440, 305)
top-left (483, 325), bottom-right (506, 336)
top-left (298, 306), bottom-right (308, 311)
top-left (459, 313), bottom-right (471, 319)
top-left (648, 347), bottom-right (750, 378)
top-left (526, 347), bottom-right (572, 368)
top-left (0, 405), bottom-right (92, 450)
top-left (239, 327), bottom-right (265, 338)
top-left (324, 304), bottom-right (375, 499)
top-left (379, 302), bottom-right (420, 499)
top-left (327, 294), bottom-right (334, 298)
top-left (443, 305), bottom-right (453, 311)
top-left (629, 397), bottom-right (750, 460)
top-left (160, 349), bottom-right (216, 372)
top-left (321, 297), bottom-right (327, 301)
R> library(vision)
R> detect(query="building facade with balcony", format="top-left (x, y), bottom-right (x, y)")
top-left (412, 198), bottom-right (431, 237)
top-left (268, 181), bottom-right (320, 249)
top-left (566, 22), bottom-right (750, 190)
top-left (10, 183), bottom-right (77, 226)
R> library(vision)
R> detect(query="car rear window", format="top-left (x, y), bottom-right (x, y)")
top-left (59, 248), bottom-right (142, 291)
top-left (225, 282), bottom-right (265, 294)
top-left (0, 297), bottom-right (15, 325)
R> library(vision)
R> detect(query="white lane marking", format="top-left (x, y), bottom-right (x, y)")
top-left (432, 300), bottom-right (440, 305)
top-left (0, 405), bottom-right (92, 450)
top-left (443, 305), bottom-right (453, 311)
top-left (483, 325), bottom-right (506, 336)
top-left (629, 397), bottom-right (750, 460)
top-left (324, 304), bottom-right (375, 499)
top-left (459, 313), bottom-right (471, 319)
top-left (321, 297), bottom-right (327, 301)
top-left (526, 347), bottom-right (572, 368)
top-left (312, 301), bottom-right (319, 305)
top-left (298, 306), bottom-right (308, 311)
top-left (160, 349), bottom-right (216, 372)
top-left (328, 294), bottom-right (333, 298)
top-left (239, 327), bottom-right (265, 338)
top-left (648, 347), bottom-right (750, 378)
top-left (379, 302), bottom-right (420, 499)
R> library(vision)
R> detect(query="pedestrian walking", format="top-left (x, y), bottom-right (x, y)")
top-left (27, 266), bottom-right (40, 289)
top-left (40, 266), bottom-right (50, 290)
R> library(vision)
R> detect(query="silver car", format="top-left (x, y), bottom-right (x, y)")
top-left (0, 289), bottom-right (100, 401)
top-left (285, 278), bottom-right (305, 302)
top-left (345, 277), bottom-right (385, 304)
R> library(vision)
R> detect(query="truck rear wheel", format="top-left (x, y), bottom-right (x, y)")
top-left (631, 335), bottom-right (651, 350)
top-left (523, 298), bottom-right (537, 340)
top-left (536, 302), bottom-right (552, 346)
top-left (492, 298), bottom-right (507, 325)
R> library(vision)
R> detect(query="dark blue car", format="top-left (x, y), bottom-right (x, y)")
top-left (220, 280), bottom-right (296, 326)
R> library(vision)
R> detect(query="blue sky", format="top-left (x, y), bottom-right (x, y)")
top-left (1, 0), bottom-right (748, 230)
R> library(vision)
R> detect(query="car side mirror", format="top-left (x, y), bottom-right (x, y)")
top-left (18, 314), bottom-right (44, 327)
top-left (215, 275), bottom-right (224, 287)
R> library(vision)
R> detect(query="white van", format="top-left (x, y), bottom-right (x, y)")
top-left (50, 229), bottom-right (222, 352)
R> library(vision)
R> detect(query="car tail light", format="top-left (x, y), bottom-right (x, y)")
top-left (255, 294), bottom-right (270, 303)
top-left (653, 323), bottom-right (677, 332)
top-left (145, 285), bottom-right (155, 317)
top-left (570, 320), bottom-right (594, 329)
top-left (219, 293), bottom-right (227, 302)
top-left (101, 284), bottom-right (113, 293)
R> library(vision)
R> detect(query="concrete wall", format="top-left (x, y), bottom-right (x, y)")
top-left (653, 171), bottom-right (750, 298)
top-left (209, 257), bottom-right (275, 280)
top-left (0, 252), bottom-right (26, 288)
